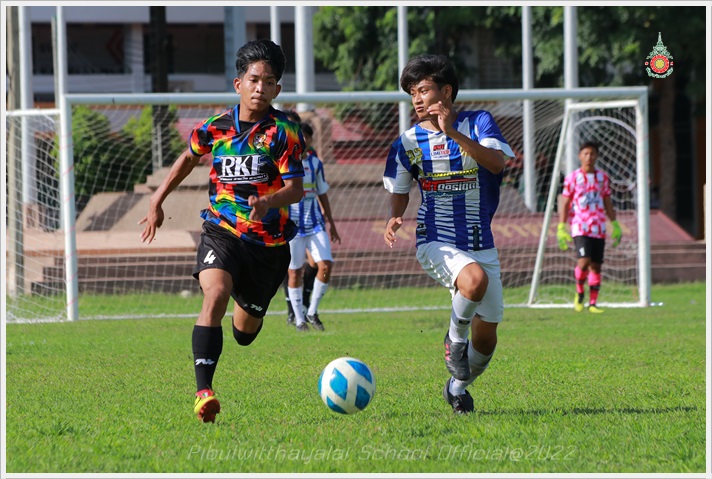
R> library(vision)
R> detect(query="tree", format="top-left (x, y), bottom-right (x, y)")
top-left (53, 105), bottom-right (184, 218)
top-left (313, 6), bottom-right (706, 225)
top-left (313, 6), bottom-right (487, 92)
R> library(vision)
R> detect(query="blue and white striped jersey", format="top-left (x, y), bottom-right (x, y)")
top-left (289, 148), bottom-right (330, 237)
top-left (383, 110), bottom-right (514, 252)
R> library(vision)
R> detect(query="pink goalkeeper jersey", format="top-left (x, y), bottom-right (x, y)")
top-left (562, 168), bottom-right (611, 239)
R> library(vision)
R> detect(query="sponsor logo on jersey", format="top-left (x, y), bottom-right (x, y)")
top-left (217, 155), bottom-right (269, 183)
top-left (420, 177), bottom-right (479, 194)
top-left (431, 143), bottom-right (452, 159)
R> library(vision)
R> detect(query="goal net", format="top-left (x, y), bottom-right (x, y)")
top-left (4, 88), bottom-right (649, 322)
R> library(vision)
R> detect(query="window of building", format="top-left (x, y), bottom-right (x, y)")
top-left (144, 24), bottom-right (225, 74)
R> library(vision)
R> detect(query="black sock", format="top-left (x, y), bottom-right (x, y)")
top-left (303, 264), bottom-right (318, 308)
top-left (578, 292), bottom-right (585, 303)
top-left (192, 325), bottom-right (223, 392)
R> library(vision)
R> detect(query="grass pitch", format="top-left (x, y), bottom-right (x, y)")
top-left (4, 282), bottom-right (706, 473)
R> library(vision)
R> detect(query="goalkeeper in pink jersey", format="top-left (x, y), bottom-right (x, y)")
top-left (557, 141), bottom-right (622, 313)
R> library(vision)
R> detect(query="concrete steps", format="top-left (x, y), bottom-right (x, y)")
top-left (32, 241), bottom-right (704, 295)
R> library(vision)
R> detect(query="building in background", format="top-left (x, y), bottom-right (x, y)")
top-left (26, 6), bottom-right (518, 103)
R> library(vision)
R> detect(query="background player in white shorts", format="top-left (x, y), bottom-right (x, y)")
top-left (287, 122), bottom-right (341, 331)
top-left (383, 54), bottom-right (514, 414)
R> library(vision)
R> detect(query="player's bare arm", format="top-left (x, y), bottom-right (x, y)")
top-left (384, 193), bottom-right (409, 248)
top-left (318, 193), bottom-right (341, 244)
top-left (559, 195), bottom-right (573, 225)
top-left (603, 196), bottom-right (617, 222)
top-left (249, 177), bottom-right (304, 222)
top-left (139, 148), bottom-right (202, 243)
top-left (427, 101), bottom-right (505, 174)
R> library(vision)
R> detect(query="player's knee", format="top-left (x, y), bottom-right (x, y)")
top-left (201, 283), bottom-right (232, 307)
top-left (319, 261), bottom-right (332, 276)
top-left (232, 320), bottom-right (263, 346)
top-left (457, 266), bottom-right (489, 300)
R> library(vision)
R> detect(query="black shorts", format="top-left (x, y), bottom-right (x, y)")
top-left (573, 236), bottom-right (606, 264)
top-left (193, 222), bottom-right (291, 318)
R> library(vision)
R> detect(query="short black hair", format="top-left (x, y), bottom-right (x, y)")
top-left (300, 122), bottom-right (314, 138)
top-left (284, 109), bottom-right (301, 123)
top-left (235, 39), bottom-right (286, 81)
top-left (400, 54), bottom-right (459, 102)
top-left (579, 141), bottom-right (600, 153)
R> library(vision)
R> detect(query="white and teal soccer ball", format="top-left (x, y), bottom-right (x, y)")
top-left (318, 357), bottom-right (375, 414)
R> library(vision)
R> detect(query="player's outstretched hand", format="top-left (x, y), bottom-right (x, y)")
top-left (138, 203), bottom-right (164, 244)
top-left (556, 222), bottom-right (572, 251)
top-left (611, 220), bottom-right (622, 247)
top-left (384, 217), bottom-right (403, 248)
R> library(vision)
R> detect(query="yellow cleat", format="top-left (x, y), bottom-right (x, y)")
top-left (588, 305), bottom-right (605, 314)
top-left (574, 295), bottom-right (584, 313)
top-left (194, 389), bottom-right (220, 423)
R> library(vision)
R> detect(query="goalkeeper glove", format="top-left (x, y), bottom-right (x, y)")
top-left (611, 220), bottom-right (622, 247)
top-left (556, 223), bottom-right (572, 251)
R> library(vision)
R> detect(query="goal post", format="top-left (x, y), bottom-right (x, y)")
top-left (5, 86), bottom-right (649, 322)
top-left (528, 98), bottom-right (650, 308)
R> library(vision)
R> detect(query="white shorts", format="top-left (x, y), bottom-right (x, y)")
top-left (416, 241), bottom-right (503, 323)
top-left (288, 230), bottom-right (333, 270)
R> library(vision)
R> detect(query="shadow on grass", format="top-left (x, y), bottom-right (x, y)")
top-left (477, 405), bottom-right (698, 417)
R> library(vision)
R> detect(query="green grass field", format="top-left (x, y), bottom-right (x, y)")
top-left (4, 282), bottom-right (707, 473)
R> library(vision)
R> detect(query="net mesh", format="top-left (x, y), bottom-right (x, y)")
top-left (5, 93), bottom-right (642, 321)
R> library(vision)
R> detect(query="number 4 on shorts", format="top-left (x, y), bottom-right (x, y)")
top-left (204, 249), bottom-right (217, 264)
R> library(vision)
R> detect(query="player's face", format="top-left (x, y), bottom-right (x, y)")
top-left (234, 61), bottom-right (282, 119)
top-left (303, 132), bottom-right (313, 149)
top-left (579, 146), bottom-right (598, 172)
top-left (409, 79), bottom-right (451, 120)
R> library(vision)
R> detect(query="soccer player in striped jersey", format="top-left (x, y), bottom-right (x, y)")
top-left (287, 122), bottom-right (341, 332)
top-left (280, 110), bottom-right (320, 326)
top-left (383, 54), bottom-right (514, 414)
top-left (557, 141), bottom-right (622, 313)
top-left (139, 39), bottom-right (305, 423)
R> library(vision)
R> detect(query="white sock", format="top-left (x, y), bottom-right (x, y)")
top-left (450, 342), bottom-right (494, 396)
top-left (288, 286), bottom-right (306, 325)
top-left (448, 291), bottom-right (479, 343)
top-left (307, 278), bottom-right (329, 316)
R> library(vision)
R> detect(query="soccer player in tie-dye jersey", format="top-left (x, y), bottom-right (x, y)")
top-left (138, 40), bottom-right (305, 423)
top-left (286, 122), bottom-right (341, 332)
top-left (557, 142), bottom-right (622, 314)
top-left (383, 54), bottom-right (514, 414)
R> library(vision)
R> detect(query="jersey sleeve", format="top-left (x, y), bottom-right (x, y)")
top-left (314, 157), bottom-right (330, 196)
top-left (471, 111), bottom-right (515, 160)
top-left (562, 171), bottom-right (575, 198)
top-left (383, 138), bottom-right (415, 194)
top-left (277, 122), bottom-right (305, 180)
top-left (188, 114), bottom-right (220, 157)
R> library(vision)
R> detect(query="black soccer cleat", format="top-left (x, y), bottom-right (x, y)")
top-left (306, 313), bottom-right (325, 331)
top-left (286, 311), bottom-right (296, 326)
top-left (444, 333), bottom-right (470, 380)
top-left (296, 322), bottom-right (310, 332)
top-left (443, 378), bottom-right (474, 414)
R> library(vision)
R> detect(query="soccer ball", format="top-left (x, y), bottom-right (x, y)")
top-left (318, 357), bottom-right (376, 414)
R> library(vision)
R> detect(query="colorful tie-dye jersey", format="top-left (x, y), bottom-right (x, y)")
top-left (562, 168), bottom-right (611, 239)
top-left (383, 110), bottom-right (514, 252)
top-left (189, 105), bottom-right (305, 247)
top-left (289, 147), bottom-right (330, 237)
